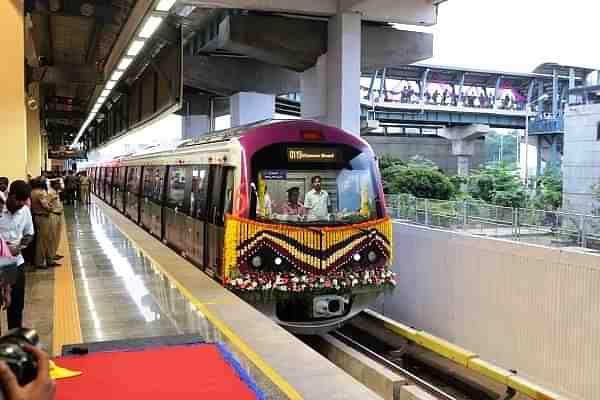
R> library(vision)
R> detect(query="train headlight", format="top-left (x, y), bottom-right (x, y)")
top-left (251, 256), bottom-right (263, 268)
top-left (352, 253), bottom-right (361, 262)
top-left (367, 250), bottom-right (377, 263)
top-left (274, 257), bottom-right (283, 266)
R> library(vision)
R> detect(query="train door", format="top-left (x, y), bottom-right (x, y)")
top-left (187, 165), bottom-right (209, 268)
top-left (164, 165), bottom-right (189, 251)
top-left (205, 165), bottom-right (234, 279)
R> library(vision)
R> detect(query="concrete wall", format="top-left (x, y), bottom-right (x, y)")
top-left (1, 1), bottom-right (27, 181)
top-left (364, 136), bottom-right (486, 175)
top-left (563, 103), bottom-right (600, 213)
top-left (377, 222), bottom-right (600, 400)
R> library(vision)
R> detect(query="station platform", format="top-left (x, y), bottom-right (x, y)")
top-left (21, 198), bottom-right (380, 400)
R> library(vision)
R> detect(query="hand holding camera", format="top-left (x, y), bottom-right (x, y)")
top-left (0, 329), bottom-right (55, 400)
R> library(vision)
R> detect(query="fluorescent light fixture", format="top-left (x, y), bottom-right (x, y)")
top-left (105, 81), bottom-right (116, 90)
top-left (101, 89), bottom-right (110, 97)
top-left (139, 16), bottom-right (163, 38)
top-left (111, 70), bottom-right (124, 81)
top-left (127, 40), bottom-right (145, 56)
top-left (156, 0), bottom-right (176, 12)
top-left (98, 96), bottom-right (107, 102)
top-left (117, 57), bottom-right (133, 71)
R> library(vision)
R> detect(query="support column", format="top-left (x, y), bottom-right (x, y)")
top-left (230, 92), bottom-right (275, 127)
top-left (300, 12), bottom-right (361, 135)
top-left (1, 1), bottom-right (27, 181)
top-left (438, 124), bottom-right (490, 177)
top-left (26, 83), bottom-right (42, 176)
top-left (536, 135), bottom-right (543, 177)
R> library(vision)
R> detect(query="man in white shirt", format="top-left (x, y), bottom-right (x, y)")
top-left (0, 181), bottom-right (34, 329)
top-left (304, 176), bottom-right (330, 219)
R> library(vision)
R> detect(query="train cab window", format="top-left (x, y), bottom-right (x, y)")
top-left (166, 166), bottom-right (187, 211)
top-left (251, 144), bottom-right (379, 224)
top-left (142, 166), bottom-right (165, 202)
top-left (190, 166), bottom-right (208, 219)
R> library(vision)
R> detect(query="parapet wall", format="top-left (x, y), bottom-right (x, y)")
top-left (376, 222), bottom-right (600, 400)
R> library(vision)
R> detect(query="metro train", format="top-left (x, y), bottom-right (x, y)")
top-left (86, 119), bottom-right (395, 334)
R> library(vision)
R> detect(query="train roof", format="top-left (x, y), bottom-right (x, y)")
top-left (176, 118), bottom-right (293, 149)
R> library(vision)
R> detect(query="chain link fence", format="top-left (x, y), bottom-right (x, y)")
top-left (386, 193), bottom-right (600, 250)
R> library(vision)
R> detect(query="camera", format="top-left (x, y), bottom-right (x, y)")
top-left (0, 328), bottom-right (40, 386)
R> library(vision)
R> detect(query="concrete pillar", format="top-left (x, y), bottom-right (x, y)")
top-left (183, 115), bottom-right (210, 140)
top-left (26, 83), bottom-right (42, 176)
top-left (327, 12), bottom-right (361, 134)
top-left (1, 1), bottom-right (27, 181)
top-left (230, 92), bottom-right (274, 127)
top-left (536, 135), bottom-right (543, 177)
top-left (300, 12), bottom-right (361, 135)
top-left (301, 55), bottom-right (328, 120)
top-left (438, 124), bottom-right (490, 177)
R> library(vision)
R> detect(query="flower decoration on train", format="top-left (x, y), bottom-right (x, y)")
top-left (223, 215), bottom-right (395, 299)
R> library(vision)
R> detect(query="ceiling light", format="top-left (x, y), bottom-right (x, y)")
top-left (139, 16), bottom-right (163, 38)
top-left (105, 81), bottom-right (116, 90)
top-left (98, 96), bottom-right (107, 102)
top-left (156, 0), bottom-right (176, 12)
top-left (117, 57), bottom-right (133, 71)
top-left (101, 89), bottom-right (110, 97)
top-left (111, 70), bottom-right (124, 81)
top-left (127, 40), bottom-right (145, 56)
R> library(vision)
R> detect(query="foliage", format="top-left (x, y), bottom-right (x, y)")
top-left (378, 156), bottom-right (455, 200)
top-left (533, 167), bottom-right (563, 210)
top-left (466, 161), bottom-right (527, 208)
top-left (591, 182), bottom-right (600, 215)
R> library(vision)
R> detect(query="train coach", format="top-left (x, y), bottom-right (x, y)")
top-left (87, 119), bottom-right (395, 334)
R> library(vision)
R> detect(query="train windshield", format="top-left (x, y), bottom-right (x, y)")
top-left (252, 144), bottom-right (380, 225)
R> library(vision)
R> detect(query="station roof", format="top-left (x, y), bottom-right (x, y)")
top-left (27, 0), bottom-right (137, 144)
top-left (533, 63), bottom-right (596, 80)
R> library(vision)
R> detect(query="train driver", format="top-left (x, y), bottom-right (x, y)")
top-left (304, 176), bottom-right (330, 219)
top-left (282, 187), bottom-right (304, 217)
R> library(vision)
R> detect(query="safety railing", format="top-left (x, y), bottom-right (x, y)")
top-left (386, 193), bottom-right (600, 250)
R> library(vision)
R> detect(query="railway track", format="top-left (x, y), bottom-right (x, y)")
top-left (330, 325), bottom-right (497, 400)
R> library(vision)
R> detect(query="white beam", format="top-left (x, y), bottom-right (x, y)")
top-left (339, 0), bottom-right (438, 26)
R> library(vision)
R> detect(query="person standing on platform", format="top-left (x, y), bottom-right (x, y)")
top-left (48, 180), bottom-right (64, 262)
top-left (0, 180), bottom-right (34, 329)
top-left (79, 171), bottom-right (91, 205)
top-left (64, 171), bottom-right (77, 205)
top-left (0, 178), bottom-right (9, 203)
top-left (30, 179), bottom-right (58, 269)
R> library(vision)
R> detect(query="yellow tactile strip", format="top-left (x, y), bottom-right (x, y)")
top-left (52, 218), bottom-right (82, 356)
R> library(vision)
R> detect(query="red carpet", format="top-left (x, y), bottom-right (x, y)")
top-left (54, 345), bottom-right (259, 400)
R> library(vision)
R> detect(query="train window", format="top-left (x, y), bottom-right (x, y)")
top-left (126, 166), bottom-right (141, 193)
top-left (223, 168), bottom-right (235, 217)
top-left (142, 166), bottom-right (165, 202)
top-left (166, 166), bottom-right (186, 211)
top-left (190, 166), bottom-right (208, 220)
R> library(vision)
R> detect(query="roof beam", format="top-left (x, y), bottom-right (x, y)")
top-left (34, 64), bottom-right (101, 85)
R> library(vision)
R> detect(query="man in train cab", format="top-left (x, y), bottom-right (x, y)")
top-left (282, 187), bottom-right (304, 217)
top-left (304, 176), bottom-right (330, 220)
top-left (0, 181), bottom-right (34, 329)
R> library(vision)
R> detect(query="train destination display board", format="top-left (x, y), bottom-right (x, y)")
top-left (287, 148), bottom-right (340, 162)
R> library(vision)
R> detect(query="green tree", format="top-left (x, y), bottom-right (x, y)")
top-left (467, 162), bottom-right (527, 208)
top-left (378, 156), bottom-right (455, 200)
top-left (533, 167), bottom-right (562, 210)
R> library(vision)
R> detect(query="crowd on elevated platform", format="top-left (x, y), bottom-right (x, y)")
top-left (361, 85), bottom-right (528, 111)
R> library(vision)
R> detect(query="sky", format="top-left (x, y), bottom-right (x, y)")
top-left (412, 0), bottom-right (600, 73)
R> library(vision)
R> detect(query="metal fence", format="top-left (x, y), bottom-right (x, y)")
top-left (386, 193), bottom-right (600, 250)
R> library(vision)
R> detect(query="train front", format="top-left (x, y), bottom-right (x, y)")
top-left (223, 121), bottom-right (395, 334)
